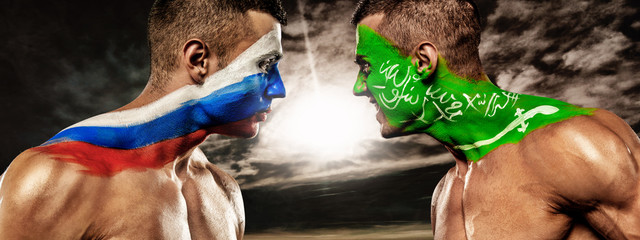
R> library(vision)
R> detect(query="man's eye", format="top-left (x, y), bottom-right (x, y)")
top-left (259, 57), bottom-right (277, 73)
top-left (354, 58), bottom-right (372, 76)
top-left (359, 63), bottom-right (371, 75)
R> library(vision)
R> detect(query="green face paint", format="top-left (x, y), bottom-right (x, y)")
top-left (354, 24), bottom-right (595, 161)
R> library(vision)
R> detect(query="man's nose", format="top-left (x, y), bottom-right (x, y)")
top-left (266, 64), bottom-right (286, 99)
top-left (353, 75), bottom-right (368, 96)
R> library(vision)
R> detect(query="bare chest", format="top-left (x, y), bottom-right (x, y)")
top-left (85, 169), bottom-right (243, 240)
top-left (432, 156), bottom-right (599, 239)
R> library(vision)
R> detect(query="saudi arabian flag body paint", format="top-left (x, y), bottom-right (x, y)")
top-left (354, 24), bottom-right (595, 161)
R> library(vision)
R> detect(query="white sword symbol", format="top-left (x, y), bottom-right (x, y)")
top-left (454, 106), bottom-right (559, 151)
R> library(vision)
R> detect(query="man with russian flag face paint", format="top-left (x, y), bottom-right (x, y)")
top-left (0, 0), bottom-right (286, 238)
top-left (352, 0), bottom-right (640, 239)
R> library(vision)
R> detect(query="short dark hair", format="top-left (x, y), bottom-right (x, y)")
top-left (148, 0), bottom-right (287, 89)
top-left (352, 0), bottom-right (483, 80)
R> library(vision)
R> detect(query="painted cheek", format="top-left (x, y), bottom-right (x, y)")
top-left (356, 25), bottom-right (430, 128)
top-left (234, 71), bottom-right (273, 115)
top-left (353, 74), bottom-right (367, 94)
top-left (265, 64), bottom-right (286, 99)
top-left (242, 76), bottom-right (270, 111)
top-left (371, 63), bottom-right (418, 127)
top-left (365, 69), bottom-right (387, 101)
top-left (193, 74), bottom-right (269, 126)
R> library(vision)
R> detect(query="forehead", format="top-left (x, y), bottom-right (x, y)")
top-left (199, 23), bottom-right (282, 93)
top-left (356, 24), bottom-right (403, 60)
top-left (248, 10), bottom-right (279, 38)
top-left (358, 13), bottom-right (384, 32)
top-left (355, 14), bottom-right (406, 59)
top-left (224, 12), bottom-right (282, 64)
top-left (251, 23), bottom-right (283, 56)
top-left (232, 23), bottom-right (283, 63)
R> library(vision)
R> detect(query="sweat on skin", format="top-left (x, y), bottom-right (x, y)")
top-left (354, 24), bottom-right (595, 161)
top-left (35, 24), bottom-right (286, 177)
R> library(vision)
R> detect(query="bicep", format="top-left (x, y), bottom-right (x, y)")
top-left (576, 143), bottom-right (640, 238)
top-left (547, 118), bottom-right (640, 238)
top-left (0, 196), bottom-right (43, 238)
top-left (581, 193), bottom-right (640, 239)
top-left (544, 119), bottom-right (638, 204)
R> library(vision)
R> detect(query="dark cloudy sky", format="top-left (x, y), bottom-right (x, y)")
top-left (1, 0), bottom-right (638, 235)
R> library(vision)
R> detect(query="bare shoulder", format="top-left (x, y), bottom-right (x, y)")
top-left (188, 148), bottom-right (242, 195)
top-left (186, 148), bottom-right (244, 217)
top-left (183, 148), bottom-right (245, 235)
top-left (431, 167), bottom-right (455, 206)
top-left (590, 109), bottom-right (640, 152)
top-left (0, 149), bottom-right (92, 237)
top-left (521, 109), bottom-right (639, 203)
top-left (1, 149), bottom-right (89, 201)
top-left (431, 167), bottom-right (455, 225)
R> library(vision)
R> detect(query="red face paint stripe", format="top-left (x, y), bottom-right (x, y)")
top-left (33, 130), bottom-right (209, 177)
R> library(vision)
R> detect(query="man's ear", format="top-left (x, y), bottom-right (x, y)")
top-left (182, 39), bottom-right (216, 84)
top-left (412, 41), bottom-right (438, 77)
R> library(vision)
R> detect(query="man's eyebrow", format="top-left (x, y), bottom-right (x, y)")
top-left (271, 51), bottom-right (283, 59)
top-left (355, 55), bottom-right (368, 65)
top-left (260, 51), bottom-right (282, 61)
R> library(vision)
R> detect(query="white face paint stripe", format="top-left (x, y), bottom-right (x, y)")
top-left (66, 24), bottom-right (282, 129)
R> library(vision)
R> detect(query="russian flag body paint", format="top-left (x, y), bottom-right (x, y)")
top-left (36, 130), bottom-right (210, 176)
top-left (35, 24), bottom-right (285, 177)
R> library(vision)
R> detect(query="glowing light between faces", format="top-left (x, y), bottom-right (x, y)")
top-left (264, 86), bottom-right (380, 161)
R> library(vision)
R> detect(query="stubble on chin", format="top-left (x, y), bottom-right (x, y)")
top-left (208, 116), bottom-right (260, 138)
top-left (380, 124), bottom-right (400, 138)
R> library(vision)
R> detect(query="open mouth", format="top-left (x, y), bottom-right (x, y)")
top-left (368, 97), bottom-right (380, 111)
top-left (367, 97), bottom-right (385, 124)
top-left (256, 108), bottom-right (272, 122)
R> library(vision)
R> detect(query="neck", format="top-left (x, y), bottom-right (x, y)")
top-left (353, 24), bottom-right (594, 162)
top-left (36, 88), bottom-right (214, 176)
top-left (408, 62), bottom-right (594, 161)
top-left (38, 78), bottom-right (225, 176)
top-left (118, 72), bottom-right (194, 111)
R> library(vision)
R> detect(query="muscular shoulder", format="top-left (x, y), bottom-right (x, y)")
top-left (184, 148), bottom-right (245, 232)
top-left (1, 149), bottom-right (89, 201)
top-left (187, 148), bottom-right (242, 194)
top-left (432, 167), bottom-right (455, 206)
top-left (590, 109), bottom-right (640, 154)
top-left (431, 168), bottom-right (454, 226)
top-left (0, 149), bottom-right (92, 237)
top-left (185, 148), bottom-right (244, 218)
top-left (520, 109), bottom-right (639, 204)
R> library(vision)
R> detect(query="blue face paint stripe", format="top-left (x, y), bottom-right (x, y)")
top-left (43, 65), bottom-right (285, 149)
top-left (265, 64), bottom-right (286, 98)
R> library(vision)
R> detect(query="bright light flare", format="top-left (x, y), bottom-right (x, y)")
top-left (265, 86), bottom-right (380, 160)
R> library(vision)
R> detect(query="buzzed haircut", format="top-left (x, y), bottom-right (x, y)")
top-left (148, 0), bottom-right (287, 89)
top-left (352, 0), bottom-right (483, 80)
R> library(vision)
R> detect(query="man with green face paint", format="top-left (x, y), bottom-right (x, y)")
top-left (352, 0), bottom-right (640, 239)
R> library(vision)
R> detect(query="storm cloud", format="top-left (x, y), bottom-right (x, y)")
top-left (481, 0), bottom-right (639, 123)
